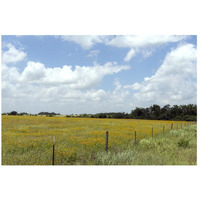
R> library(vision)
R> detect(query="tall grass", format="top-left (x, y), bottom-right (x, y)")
top-left (95, 125), bottom-right (197, 165)
top-left (1, 115), bottom-right (195, 165)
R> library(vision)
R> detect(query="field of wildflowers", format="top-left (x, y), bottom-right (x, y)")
top-left (2, 115), bottom-right (190, 165)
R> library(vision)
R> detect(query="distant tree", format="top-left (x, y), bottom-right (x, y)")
top-left (160, 104), bottom-right (171, 120)
top-left (130, 107), bottom-right (146, 119)
top-left (10, 111), bottom-right (18, 115)
top-left (130, 104), bottom-right (196, 121)
top-left (19, 112), bottom-right (28, 116)
top-left (113, 112), bottom-right (125, 119)
top-left (98, 114), bottom-right (107, 118)
top-left (149, 104), bottom-right (161, 119)
top-left (67, 104), bottom-right (197, 121)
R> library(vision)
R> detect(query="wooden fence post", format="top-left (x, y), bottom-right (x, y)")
top-left (134, 130), bottom-right (137, 144)
top-left (171, 123), bottom-right (173, 130)
top-left (105, 131), bottom-right (109, 152)
top-left (163, 126), bottom-right (165, 135)
top-left (152, 127), bottom-right (153, 138)
top-left (52, 136), bottom-right (55, 165)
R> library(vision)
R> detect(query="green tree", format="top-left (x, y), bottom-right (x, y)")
top-left (10, 111), bottom-right (18, 115)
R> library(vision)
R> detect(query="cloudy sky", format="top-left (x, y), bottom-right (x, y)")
top-left (1, 35), bottom-right (197, 114)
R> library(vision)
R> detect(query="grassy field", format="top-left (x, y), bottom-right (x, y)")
top-left (1, 115), bottom-right (196, 165)
top-left (96, 125), bottom-right (197, 165)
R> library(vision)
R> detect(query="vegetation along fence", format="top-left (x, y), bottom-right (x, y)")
top-left (51, 121), bottom-right (196, 165)
top-left (2, 115), bottom-right (197, 165)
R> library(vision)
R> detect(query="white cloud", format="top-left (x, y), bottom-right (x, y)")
top-left (1, 43), bottom-right (131, 114)
top-left (124, 48), bottom-right (136, 61)
top-left (86, 50), bottom-right (100, 57)
top-left (2, 43), bottom-right (26, 64)
top-left (2, 40), bottom-right (196, 115)
top-left (19, 61), bottom-right (130, 89)
top-left (2, 63), bottom-right (20, 82)
top-left (59, 35), bottom-right (188, 62)
top-left (21, 62), bottom-right (46, 81)
top-left (2, 57), bottom-right (131, 114)
top-left (124, 82), bottom-right (141, 90)
top-left (107, 35), bottom-right (188, 48)
top-left (60, 35), bottom-right (108, 49)
top-left (125, 43), bottom-right (197, 106)
top-left (107, 35), bottom-right (188, 61)
top-left (141, 49), bottom-right (153, 58)
top-left (112, 79), bottom-right (130, 103)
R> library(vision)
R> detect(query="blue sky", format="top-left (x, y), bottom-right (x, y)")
top-left (1, 35), bottom-right (197, 114)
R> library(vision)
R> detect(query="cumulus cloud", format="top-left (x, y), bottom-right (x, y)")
top-left (2, 40), bottom-right (196, 115)
top-left (2, 43), bottom-right (26, 64)
top-left (60, 35), bottom-right (108, 49)
top-left (2, 54), bottom-right (131, 114)
top-left (124, 82), bottom-right (141, 90)
top-left (19, 61), bottom-right (130, 89)
top-left (125, 43), bottom-right (197, 106)
top-left (59, 35), bottom-right (188, 62)
top-left (2, 63), bottom-right (20, 82)
top-left (107, 35), bottom-right (188, 48)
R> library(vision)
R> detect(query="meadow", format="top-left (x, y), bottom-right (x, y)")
top-left (1, 115), bottom-right (195, 165)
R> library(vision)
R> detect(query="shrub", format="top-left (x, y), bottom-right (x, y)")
top-left (139, 138), bottom-right (157, 150)
top-left (177, 138), bottom-right (190, 148)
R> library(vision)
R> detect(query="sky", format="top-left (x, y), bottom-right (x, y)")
top-left (1, 35), bottom-right (197, 114)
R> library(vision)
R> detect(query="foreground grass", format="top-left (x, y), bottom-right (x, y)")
top-left (2, 116), bottom-right (195, 165)
top-left (94, 125), bottom-right (197, 165)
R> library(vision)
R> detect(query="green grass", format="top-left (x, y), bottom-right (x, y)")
top-left (94, 125), bottom-right (197, 165)
top-left (2, 115), bottom-right (196, 165)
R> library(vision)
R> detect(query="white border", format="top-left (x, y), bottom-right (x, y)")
top-left (0, 0), bottom-right (199, 200)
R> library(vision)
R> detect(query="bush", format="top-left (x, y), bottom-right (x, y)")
top-left (177, 138), bottom-right (190, 148)
top-left (139, 138), bottom-right (158, 150)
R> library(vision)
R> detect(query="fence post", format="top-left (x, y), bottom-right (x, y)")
top-left (134, 130), bottom-right (137, 144)
top-left (152, 127), bottom-right (153, 138)
top-left (52, 136), bottom-right (55, 165)
top-left (171, 123), bottom-right (173, 130)
top-left (105, 131), bottom-right (109, 152)
top-left (163, 126), bottom-right (165, 135)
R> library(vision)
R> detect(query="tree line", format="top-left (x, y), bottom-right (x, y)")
top-left (2, 104), bottom-right (197, 121)
top-left (2, 111), bottom-right (60, 117)
top-left (82, 104), bottom-right (197, 121)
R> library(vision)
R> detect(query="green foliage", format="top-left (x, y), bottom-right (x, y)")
top-left (177, 138), bottom-right (190, 148)
top-left (95, 125), bottom-right (197, 165)
top-left (68, 104), bottom-right (197, 121)
top-left (10, 111), bottom-right (18, 115)
top-left (2, 104), bottom-right (196, 121)
top-left (129, 104), bottom-right (197, 121)
top-left (38, 112), bottom-right (60, 116)
top-left (139, 138), bottom-right (158, 150)
top-left (2, 114), bottom-right (197, 165)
